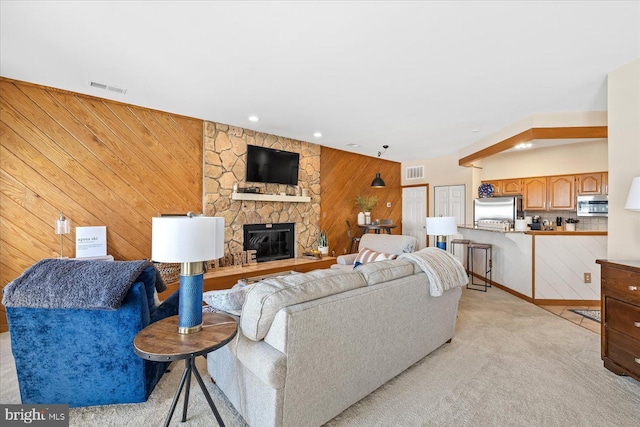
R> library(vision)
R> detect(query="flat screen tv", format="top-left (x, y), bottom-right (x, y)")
top-left (246, 145), bottom-right (300, 186)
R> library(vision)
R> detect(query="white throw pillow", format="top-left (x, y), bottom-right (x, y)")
top-left (203, 282), bottom-right (252, 316)
top-left (354, 247), bottom-right (398, 267)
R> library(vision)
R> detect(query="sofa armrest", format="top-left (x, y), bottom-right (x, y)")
top-left (150, 289), bottom-right (179, 323)
top-left (336, 254), bottom-right (357, 265)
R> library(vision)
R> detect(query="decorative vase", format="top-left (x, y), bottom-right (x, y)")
top-left (357, 212), bottom-right (365, 225)
top-left (364, 212), bottom-right (371, 225)
top-left (318, 246), bottom-right (329, 255)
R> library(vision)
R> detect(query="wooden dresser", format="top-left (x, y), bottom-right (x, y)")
top-left (596, 260), bottom-right (640, 382)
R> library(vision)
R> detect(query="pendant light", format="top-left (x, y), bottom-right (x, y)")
top-left (371, 145), bottom-right (389, 188)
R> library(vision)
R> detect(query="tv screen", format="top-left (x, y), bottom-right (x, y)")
top-left (246, 145), bottom-right (300, 186)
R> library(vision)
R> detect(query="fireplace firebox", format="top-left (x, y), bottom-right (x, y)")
top-left (243, 223), bottom-right (295, 262)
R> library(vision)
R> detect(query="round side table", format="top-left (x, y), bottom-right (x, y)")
top-left (133, 312), bottom-right (237, 427)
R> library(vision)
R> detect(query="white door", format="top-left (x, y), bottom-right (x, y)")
top-left (434, 185), bottom-right (466, 226)
top-left (402, 186), bottom-right (428, 250)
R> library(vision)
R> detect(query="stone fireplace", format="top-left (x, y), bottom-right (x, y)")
top-left (202, 121), bottom-right (321, 258)
top-left (243, 223), bottom-right (295, 262)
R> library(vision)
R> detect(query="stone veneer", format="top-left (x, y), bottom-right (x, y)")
top-left (203, 121), bottom-right (321, 257)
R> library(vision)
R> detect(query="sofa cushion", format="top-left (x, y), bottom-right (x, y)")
top-left (240, 269), bottom-right (367, 341)
top-left (355, 259), bottom-right (417, 285)
top-left (357, 234), bottom-right (417, 255)
top-left (354, 248), bottom-right (398, 267)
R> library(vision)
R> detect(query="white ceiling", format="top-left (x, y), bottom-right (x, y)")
top-left (1, 1), bottom-right (638, 162)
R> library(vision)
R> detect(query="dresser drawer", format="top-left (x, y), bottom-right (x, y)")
top-left (602, 266), bottom-right (640, 305)
top-left (605, 298), bottom-right (640, 340)
top-left (605, 329), bottom-right (640, 378)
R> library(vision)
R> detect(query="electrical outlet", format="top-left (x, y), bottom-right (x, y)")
top-left (584, 272), bottom-right (591, 283)
top-left (387, 202), bottom-right (392, 208)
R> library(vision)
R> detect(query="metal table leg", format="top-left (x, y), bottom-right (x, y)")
top-left (163, 356), bottom-right (225, 427)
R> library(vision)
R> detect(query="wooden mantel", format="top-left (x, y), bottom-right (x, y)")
top-left (458, 126), bottom-right (608, 167)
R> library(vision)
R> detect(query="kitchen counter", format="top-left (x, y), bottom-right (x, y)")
top-left (458, 225), bottom-right (607, 236)
top-left (525, 230), bottom-right (607, 236)
top-left (457, 227), bottom-right (607, 304)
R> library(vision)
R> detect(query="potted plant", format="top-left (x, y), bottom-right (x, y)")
top-left (565, 218), bottom-right (579, 231)
top-left (318, 231), bottom-right (328, 255)
top-left (355, 196), bottom-right (378, 225)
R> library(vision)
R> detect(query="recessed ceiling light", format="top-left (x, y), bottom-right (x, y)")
top-left (471, 129), bottom-right (480, 133)
top-left (347, 143), bottom-right (361, 148)
top-left (313, 132), bottom-right (322, 138)
top-left (514, 142), bottom-right (533, 150)
top-left (248, 115), bottom-right (259, 122)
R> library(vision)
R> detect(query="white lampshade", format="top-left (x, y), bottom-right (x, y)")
top-left (625, 176), bottom-right (640, 211)
top-left (152, 216), bottom-right (225, 263)
top-left (426, 216), bottom-right (458, 236)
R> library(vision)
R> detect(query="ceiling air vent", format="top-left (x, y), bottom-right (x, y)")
top-left (406, 165), bottom-right (424, 180)
top-left (88, 81), bottom-right (127, 95)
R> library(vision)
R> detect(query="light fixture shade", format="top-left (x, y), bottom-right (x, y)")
top-left (625, 176), bottom-right (640, 211)
top-left (426, 216), bottom-right (458, 236)
top-left (152, 216), bottom-right (225, 262)
top-left (371, 172), bottom-right (386, 188)
top-left (55, 212), bottom-right (70, 235)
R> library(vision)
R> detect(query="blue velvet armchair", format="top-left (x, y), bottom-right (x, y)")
top-left (5, 266), bottom-right (179, 407)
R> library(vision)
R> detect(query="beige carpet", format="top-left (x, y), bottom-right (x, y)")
top-left (2, 286), bottom-right (639, 426)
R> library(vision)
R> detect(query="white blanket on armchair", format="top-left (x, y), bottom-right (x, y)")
top-left (398, 248), bottom-right (468, 296)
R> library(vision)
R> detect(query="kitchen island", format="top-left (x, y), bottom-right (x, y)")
top-left (457, 226), bottom-right (607, 304)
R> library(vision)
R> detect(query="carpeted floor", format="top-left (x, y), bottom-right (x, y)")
top-left (2, 286), bottom-right (639, 426)
top-left (568, 308), bottom-right (601, 323)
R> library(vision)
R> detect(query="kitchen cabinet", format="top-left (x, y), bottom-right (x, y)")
top-left (502, 179), bottom-right (522, 195)
top-left (577, 172), bottom-right (607, 196)
top-left (522, 177), bottom-right (547, 210)
top-left (482, 180), bottom-right (503, 196)
top-left (597, 260), bottom-right (640, 383)
top-left (481, 179), bottom-right (522, 197)
top-left (548, 175), bottom-right (575, 210)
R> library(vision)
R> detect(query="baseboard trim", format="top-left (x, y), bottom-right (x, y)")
top-left (533, 299), bottom-right (600, 306)
top-left (468, 272), bottom-right (533, 303)
top-left (467, 273), bottom-right (601, 306)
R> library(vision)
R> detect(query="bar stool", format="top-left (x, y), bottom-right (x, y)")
top-left (467, 243), bottom-right (492, 292)
top-left (449, 239), bottom-right (470, 272)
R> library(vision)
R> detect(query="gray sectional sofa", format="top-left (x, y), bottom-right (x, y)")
top-left (207, 253), bottom-right (465, 427)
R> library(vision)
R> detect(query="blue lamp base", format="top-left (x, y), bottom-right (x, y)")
top-left (436, 236), bottom-right (447, 251)
top-left (178, 263), bottom-right (204, 334)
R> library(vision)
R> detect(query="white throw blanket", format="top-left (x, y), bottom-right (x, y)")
top-left (398, 248), bottom-right (468, 297)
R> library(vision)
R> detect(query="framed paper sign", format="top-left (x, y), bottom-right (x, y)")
top-left (76, 226), bottom-right (107, 258)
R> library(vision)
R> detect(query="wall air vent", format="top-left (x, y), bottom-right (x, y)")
top-left (406, 165), bottom-right (424, 180)
top-left (88, 81), bottom-right (127, 94)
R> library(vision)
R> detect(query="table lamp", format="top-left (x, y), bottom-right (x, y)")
top-left (625, 176), bottom-right (640, 211)
top-left (55, 211), bottom-right (71, 258)
top-left (152, 213), bottom-right (224, 334)
top-left (426, 216), bottom-right (458, 250)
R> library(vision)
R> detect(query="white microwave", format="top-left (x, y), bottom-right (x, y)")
top-left (576, 195), bottom-right (608, 217)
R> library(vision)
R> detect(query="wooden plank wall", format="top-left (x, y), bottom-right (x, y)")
top-left (0, 78), bottom-right (203, 332)
top-left (320, 146), bottom-right (402, 256)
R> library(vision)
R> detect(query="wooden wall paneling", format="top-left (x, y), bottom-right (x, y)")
top-left (320, 146), bottom-right (402, 256)
top-left (100, 102), bottom-right (200, 204)
top-left (127, 106), bottom-right (202, 196)
top-left (0, 102), bottom-right (148, 259)
top-left (0, 77), bottom-right (203, 332)
top-left (1, 83), bottom-right (151, 227)
top-left (47, 91), bottom-right (180, 214)
top-left (77, 98), bottom-right (191, 209)
top-left (0, 143), bottom-right (145, 261)
top-left (27, 88), bottom-right (158, 223)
